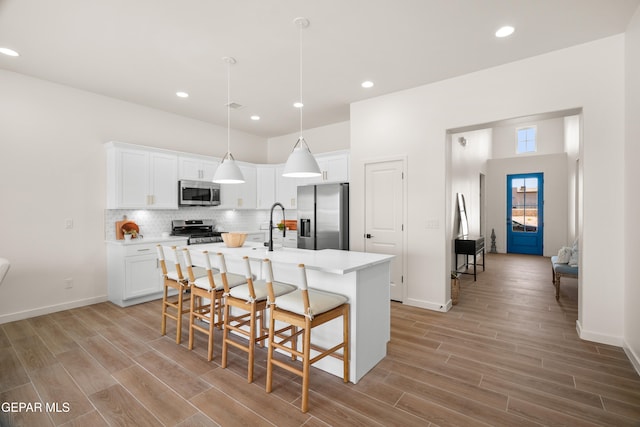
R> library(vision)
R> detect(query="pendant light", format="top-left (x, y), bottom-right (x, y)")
top-left (213, 56), bottom-right (245, 184)
top-left (282, 17), bottom-right (322, 178)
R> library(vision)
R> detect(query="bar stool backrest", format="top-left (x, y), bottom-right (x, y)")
top-left (296, 264), bottom-right (311, 318)
top-left (182, 248), bottom-right (216, 287)
top-left (156, 245), bottom-right (184, 280)
top-left (264, 258), bottom-right (275, 304)
top-left (240, 256), bottom-right (257, 300)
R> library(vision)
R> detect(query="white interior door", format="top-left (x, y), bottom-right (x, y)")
top-left (364, 160), bottom-right (404, 301)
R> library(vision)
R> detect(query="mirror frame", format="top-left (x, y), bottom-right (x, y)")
top-left (457, 193), bottom-right (469, 236)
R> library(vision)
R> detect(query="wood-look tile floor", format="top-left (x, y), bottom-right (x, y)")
top-left (1, 253), bottom-right (639, 426)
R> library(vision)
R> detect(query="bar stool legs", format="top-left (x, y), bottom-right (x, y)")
top-left (221, 255), bottom-right (296, 383)
top-left (264, 261), bottom-right (350, 413)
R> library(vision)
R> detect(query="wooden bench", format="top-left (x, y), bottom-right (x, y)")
top-left (550, 256), bottom-right (578, 300)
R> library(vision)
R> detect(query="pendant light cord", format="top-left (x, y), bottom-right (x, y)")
top-left (226, 58), bottom-right (231, 158)
top-left (298, 20), bottom-right (303, 140)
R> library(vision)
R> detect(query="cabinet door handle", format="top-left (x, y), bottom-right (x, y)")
top-left (137, 248), bottom-right (150, 252)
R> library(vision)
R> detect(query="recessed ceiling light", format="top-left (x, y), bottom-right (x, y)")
top-left (495, 26), bottom-right (515, 38)
top-left (361, 81), bottom-right (374, 88)
top-left (0, 47), bottom-right (20, 57)
top-left (176, 91), bottom-right (189, 98)
top-left (293, 102), bottom-right (304, 108)
top-left (250, 115), bottom-right (260, 121)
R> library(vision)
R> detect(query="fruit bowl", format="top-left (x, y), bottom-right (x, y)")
top-left (221, 232), bottom-right (247, 248)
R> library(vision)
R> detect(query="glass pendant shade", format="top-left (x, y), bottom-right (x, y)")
top-left (213, 152), bottom-right (245, 184)
top-left (283, 137), bottom-right (321, 178)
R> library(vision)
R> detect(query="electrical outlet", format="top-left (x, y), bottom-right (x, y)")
top-left (64, 278), bottom-right (73, 289)
top-left (426, 219), bottom-right (439, 229)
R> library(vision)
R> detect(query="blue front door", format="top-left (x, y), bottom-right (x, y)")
top-left (507, 173), bottom-right (544, 255)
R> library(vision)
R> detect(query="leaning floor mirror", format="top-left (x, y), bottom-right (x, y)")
top-left (457, 193), bottom-right (469, 237)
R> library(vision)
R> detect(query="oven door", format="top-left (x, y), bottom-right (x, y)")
top-left (179, 180), bottom-right (221, 206)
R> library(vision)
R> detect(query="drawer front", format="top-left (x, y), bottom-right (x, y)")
top-left (455, 237), bottom-right (484, 254)
top-left (124, 243), bottom-right (160, 257)
top-left (124, 239), bottom-right (188, 257)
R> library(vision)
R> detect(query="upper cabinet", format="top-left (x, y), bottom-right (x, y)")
top-left (276, 165), bottom-right (300, 209)
top-left (106, 142), bottom-right (178, 209)
top-left (178, 155), bottom-right (219, 181)
top-left (299, 151), bottom-right (350, 185)
top-left (219, 164), bottom-right (257, 209)
top-left (319, 152), bottom-right (350, 183)
top-left (256, 165), bottom-right (277, 209)
top-left (106, 142), bottom-right (349, 211)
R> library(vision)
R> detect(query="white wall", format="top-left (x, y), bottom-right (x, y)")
top-left (486, 153), bottom-right (568, 256)
top-left (624, 6), bottom-right (640, 372)
top-left (0, 70), bottom-right (267, 323)
top-left (267, 121), bottom-right (350, 163)
top-left (564, 115), bottom-right (581, 243)
top-left (351, 35), bottom-right (626, 344)
top-left (450, 129), bottom-right (491, 237)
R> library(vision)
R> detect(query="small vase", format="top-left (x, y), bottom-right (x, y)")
top-left (451, 277), bottom-right (460, 305)
top-left (124, 234), bottom-right (132, 241)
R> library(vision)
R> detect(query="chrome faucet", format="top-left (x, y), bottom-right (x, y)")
top-left (268, 202), bottom-right (285, 251)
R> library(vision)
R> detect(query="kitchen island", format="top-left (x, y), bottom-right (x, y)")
top-left (188, 242), bottom-right (394, 384)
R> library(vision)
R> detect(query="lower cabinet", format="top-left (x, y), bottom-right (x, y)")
top-left (272, 233), bottom-right (298, 248)
top-left (246, 232), bottom-right (266, 244)
top-left (107, 239), bottom-right (187, 307)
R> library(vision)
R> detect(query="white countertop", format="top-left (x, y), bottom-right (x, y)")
top-left (105, 236), bottom-right (188, 246)
top-left (190, 242), bottom-right (394, 275)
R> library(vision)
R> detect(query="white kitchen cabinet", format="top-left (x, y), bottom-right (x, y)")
top-left (276, 165), bottom-right (300, 209)
top-left (319, 152), bottom-right (349, 182)
top-left (299, 151), bottom-right (350, 184)
top-left (178, 155), bottom-right (219, 181)
top-left (219, 164), bottom-right (257, 209)
top-left (272, 233), bottom-right (298, 248)
top-left (106, 142), bottom-right (178, 209)
top-left (256, 165), bottom-right (277, 209)
top-left (245, 232), bottom-right (267, 244)
top-left (106, 238), bottom-right (188, 307)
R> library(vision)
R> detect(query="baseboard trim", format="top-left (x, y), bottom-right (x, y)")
top-left (575, 320), bottom-right (624, 347)
top-left (623, 341), bottom-right (640, 376)
top-left (404, 297), bottom-right (450, 312)
top-left (0, 295), bottom-right (109, 325)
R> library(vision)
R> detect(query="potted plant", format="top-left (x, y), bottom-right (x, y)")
top-left (451, 271), bottom-right (460, 305)
top-left (123, 229), bottom-right (137, 240)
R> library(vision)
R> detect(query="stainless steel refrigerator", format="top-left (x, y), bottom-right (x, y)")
top-left (297, 183), bottom-right (349, 250)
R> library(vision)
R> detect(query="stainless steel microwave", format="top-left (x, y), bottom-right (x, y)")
top-left (178, 180), bottom-right (221, 206)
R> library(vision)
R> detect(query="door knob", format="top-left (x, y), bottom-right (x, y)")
top-left (365, 233), bottom-right (374, 239)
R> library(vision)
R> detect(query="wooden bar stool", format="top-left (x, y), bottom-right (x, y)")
top-left (221, 255), bottom-right (296, 383)
top-left (265, 261), bottom-right (350, 413)
top-left (182, 249), bottom-right (246, 361)
top-left (156, 245), bottom-right (205, 344)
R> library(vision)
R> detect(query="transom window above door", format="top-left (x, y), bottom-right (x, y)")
top-left (516, 126), bottom-right (537, 154)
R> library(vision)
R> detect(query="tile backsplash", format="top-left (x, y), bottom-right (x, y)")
top-left (105, 208), bottom-right (296, 240)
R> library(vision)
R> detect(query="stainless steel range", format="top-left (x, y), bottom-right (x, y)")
top-left (171, 219), bottom-right (222, 245)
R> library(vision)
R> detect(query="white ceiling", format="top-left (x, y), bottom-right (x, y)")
top-left (1, 0), bottom-right (638, 138)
